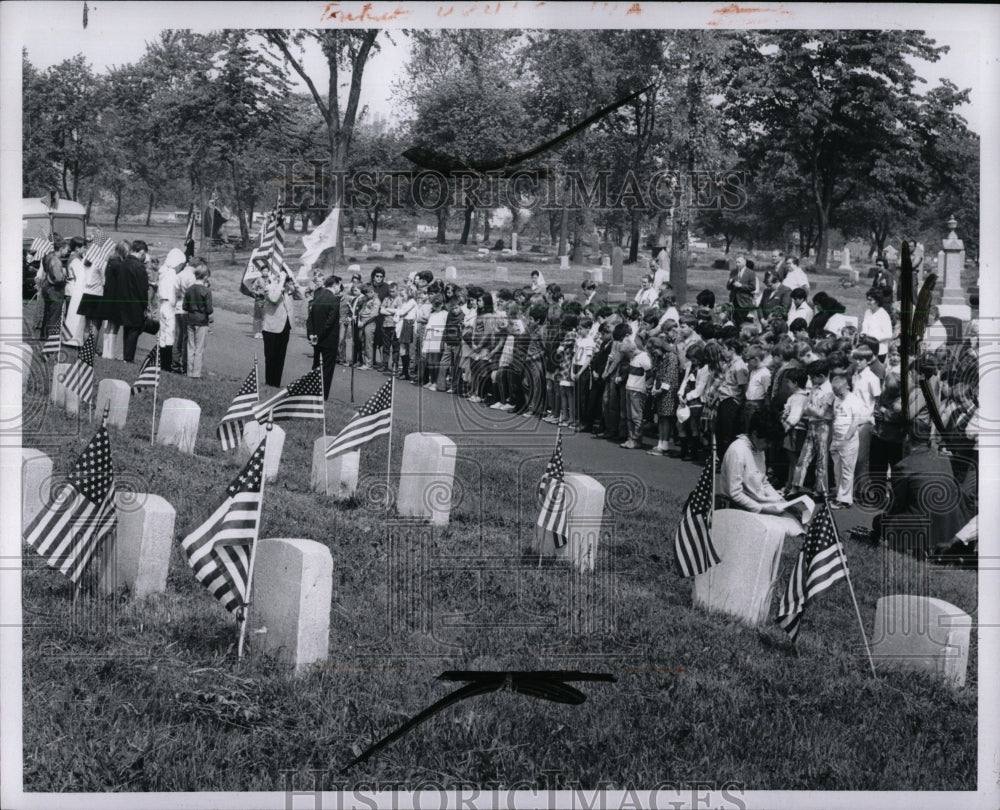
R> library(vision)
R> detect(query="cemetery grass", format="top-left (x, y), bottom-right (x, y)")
top-left (19, 357), bottom-right (978, 793)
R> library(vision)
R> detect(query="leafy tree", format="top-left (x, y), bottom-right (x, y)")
top-left (726, 30), bottom-right (946, 271)
top-left (261, 29), bottom-right (382, 257)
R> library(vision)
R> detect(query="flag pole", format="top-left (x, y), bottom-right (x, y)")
top-left (384, 377), bottom-right (395, 511)
top-left (824, 497), bottom-right (877, 678)
top-left (709, 433), bottom-right (717, 602)
top-left (238, 421), bottom-right (270, 660)
top-left (320, 352), bottom-right (330, 495)
top-left (150, 344), bottom-right (159, 445)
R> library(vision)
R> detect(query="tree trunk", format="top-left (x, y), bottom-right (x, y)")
top-left (85, 192), bottom-right (94, 222)
top-left (113, 186), bottom-right (122, 231)
top-left (371, 207), bottom-right (380, 243)
top-left (670, 171), bottom-right (690, 305)
top-left (231, 162), bottom-right (249, 247)
top-left (435, 207), bottom-right (448, 243)
top-left (548, 210), bottom-right (560, 244)
top-left (725, 234), bottom-right (733, 254)
top-left (145, 191), bottom-right (154, 227)
top-left (627, 208), bottom-right (641, 264)
top-left (198, 186), bottom-right (207, 255)
top-left (460, 202), bottom-right (474, 245)
top-left (557, 177), bottom-right (570, 257)
top-left (482, 210), bottom-right (492, 245)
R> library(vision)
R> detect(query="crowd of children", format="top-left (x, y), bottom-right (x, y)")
top-left (325, 259), bottom-right (979, 516)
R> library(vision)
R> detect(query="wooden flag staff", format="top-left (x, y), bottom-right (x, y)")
top-left (150, 344), bottom-right (160, 445)
top-left (238, 415), bottom-right (271, 660)
top-left (824, 496), bottom-right (877, 678)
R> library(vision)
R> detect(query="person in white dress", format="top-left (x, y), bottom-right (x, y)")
top-left (63, 236), bottom-right (88, 347)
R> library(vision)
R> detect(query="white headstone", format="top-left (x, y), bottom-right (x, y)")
top-left (560, 255), bottom-right (570, 270)
top-left (249, 538), bottom-right (333, 674)
top-left (692, 510), bottom-right (785, 626)
top-left (21, 448), bottom-right (52, 531)
top-left (95, 379), bottom-right (131, 429)
top-left (238, 421), bottom-right (286, 482)
top-left (445, 265), bottom-right (458, 280)
top-left (601, 255), bottom-right (611, 269)
top-left (495, 266), bottom-right (510, 282)
top-left (478, 248), bottom-right (490, 255)
top-left (510, 233), bottom-right (518, 253)
top-left (51, 362), bottom-right (70, 408)
top-left (97, 493), bottom-right (175, 599)
top-left (397, 432), bottom-right (457, 526)
top-left (871, 595), bottom-right (972, 688)
top-left (155, 397), bottom-right (201, 455)
top-left (361, 244), bottom-right (369, 253)
top-left (311, 437), bottom-right (360, 500)
top-left (587, 268), bottom-right (604, 284)
top-left (838, 246), bottom-right (852, 270)
top-left (551, 474), bottom-right (606, 573)
top-left (370, 242), bottom-right (381, 252)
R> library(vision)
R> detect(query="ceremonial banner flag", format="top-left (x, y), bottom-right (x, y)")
top-left (325, 379), bottom-right (393, 458)
top-left (218, 366), bottom-right (259, 451)
top-left (62, 333), bottom-right (96, 402)
top-left (776, 507), bottom-right (848, 641)
top-left (181, 436), bottom-right (266, 616)
top-left (253, 367), bottom-right (324, 422)
top-left (673, 453), bottom-right (721, 577)
top-left (24, 424), bottom-right (117, 584)
top-left (299, 207), bottom-right (340, 272)
top-left (131, 345), bottom-right (160, 395)
top-left (536, 430), bottom-right (568, 549)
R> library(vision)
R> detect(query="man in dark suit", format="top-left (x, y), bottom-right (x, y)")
top-left (758, 270), bottom-right (792, 322)
top-left (726, 255), bottom-right (757, 327)
top-left (307, 275), bottom-right (343, 399)
top-left (120, 240), bottom-right (150, 362)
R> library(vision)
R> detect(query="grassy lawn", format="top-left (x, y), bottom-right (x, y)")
top-left (20, 347), bottom-right (978, 792)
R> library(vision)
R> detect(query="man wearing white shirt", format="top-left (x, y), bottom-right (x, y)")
top-left (634, 275), bottom-right (659, 308)
top-left (860, 290), bottom-right (894, 360)
top-left (786, 288), bottom-right (813, 325)
top-left (781, 256), bottom-right (810, 296)
top-left (172, 257), bottom-right (197, 373)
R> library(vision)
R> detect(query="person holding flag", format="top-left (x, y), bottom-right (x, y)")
top-left (39, 237), bottom-right (70, 340)
top-left (78, 232), bottom-right (116, 354)
top-left (261, 268), bottom-right (298, 388)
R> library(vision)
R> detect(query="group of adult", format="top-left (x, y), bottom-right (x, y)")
top-left (31, 235), bottom-right (211, 370)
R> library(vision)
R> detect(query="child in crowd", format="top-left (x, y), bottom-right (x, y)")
top-left (355, 285), bottom-right (380, 370)
top-left (741, 345), bottom-right (771, 432)
top-left (714, 338), bottom-right (748, 459)
top-left (394, 283), bottom-right (417, 381)
top-left (622, 332), bottom-right (653, 449)
top-left (647, 334), bottom-right (680, 456)
top-left (828, 369), bottom-right (862, 509)
top-left (183, 264), bottom-right (213, 379)
top-left (789, 358), bottom-right (834, 498)
top-left (850, 343), bottom-right (882, 490)
top-left (674, 344), bottom-right (710, 462)
top-left (572, 316), bottom-right (596, 430)
top-left (548, 313), bottom-right (579, 426)
top-left (780, 367), bottom-right (810, 491)
top-left (421, 294), bottom-right (447, 388)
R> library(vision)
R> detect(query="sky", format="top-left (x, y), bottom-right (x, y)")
top-left (17, 10), bottom-right (987, 135)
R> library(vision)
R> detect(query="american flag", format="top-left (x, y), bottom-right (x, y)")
top-left (83, 232), bottom-right (115, 270)
top-left (181, 436), bottom-right (267, 616)
top-left (535, 430), bottom-right (568, 549)
top-left (62, 333), bottom-right (96, 402)
top-left (42, 323), bottom-right (71, 357)
top-left (218, 366), bottom-right (259, 451)
top-left (131, 345), bottom-right (160, 395)
top-left (30, 236), bottom-right (53, 260)
top-left (254, 367), bottom-right (324, 422)
top-left (325, 379), bottom-right (393, 459)
top-left (23, 424), bottom-right (117, 584)
top-left (776, 506), bottom-right (849, 641)
top-left (673, 451), bottom-right (721, 577)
